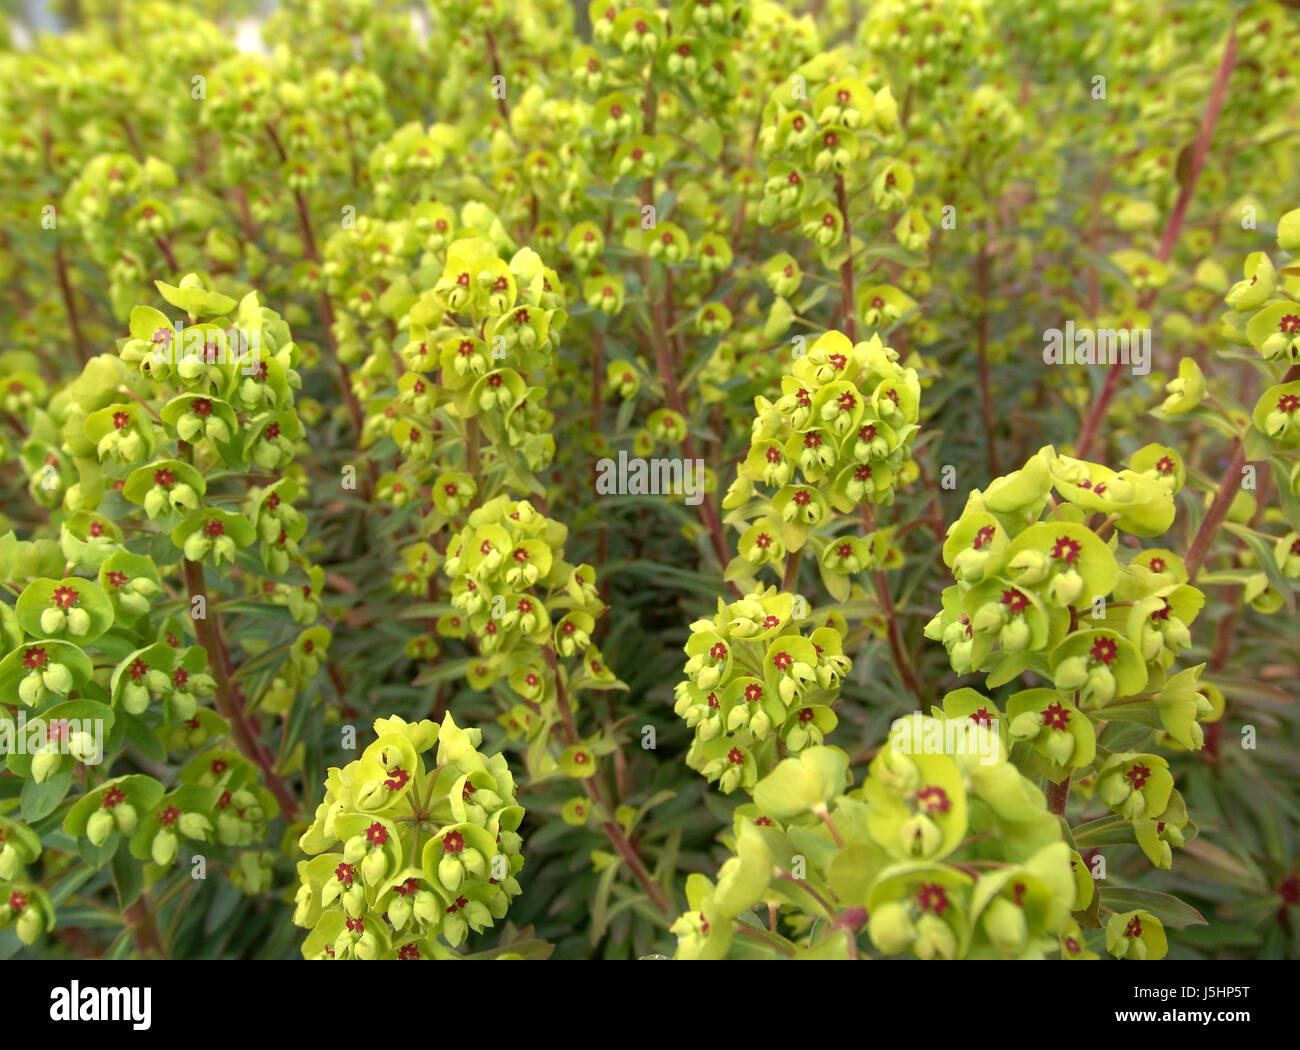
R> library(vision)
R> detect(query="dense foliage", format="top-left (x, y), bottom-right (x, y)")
top-left (1, 0), bottom-right (1299, 961)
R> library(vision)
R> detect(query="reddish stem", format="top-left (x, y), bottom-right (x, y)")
top-left (1184, 439), bottom-right (1247, 582)
top-left (1074, 28), bottom-right (1238, 460)
top-left (183, 557), bottom-right (301, 820)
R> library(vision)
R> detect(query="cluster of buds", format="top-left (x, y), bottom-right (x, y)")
top-left (674, 730), bottom-right (1081, 960)
top-left (61, 152), bottom-right (181, 308)
top-left (1223, 213), bottom-right (1300, 489)
top-left (111, 642), bottom-right (216, 723)
top-left (860, 0), bottom-right (991, 101)
top-left (440, 495), bottom-right (618, 703)
top-left (294, 714), bottom-right (525, 960)
top-left (756, 71), bottom-right (899, 233)
top-left (673, 588), bottom-right (851, 793)
top-left (0, 815), bottom-right (55, 945)
top-left (724, 330), bottom-right (921, 590)
top-left (927, 448), bottom-right (1212, 869)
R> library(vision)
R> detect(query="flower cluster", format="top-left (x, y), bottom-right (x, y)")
top-left (724, 330), bottom-right (921, 595)
top-left (673, 588), bottom-right (851, 793)
top-left (926, 447), bottom-right (1211, 869)
top-left (672, 729), bottom-right (1122, 960)
top-left (293, 714), bottom-right (525, 959)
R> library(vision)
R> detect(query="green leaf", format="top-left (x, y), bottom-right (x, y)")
top-left (111, 843), bottom-right (144, 910)
top-left (21, 770), bottom-right (73, 822)
top-left (1099, 887), bottom-right (1207, 928)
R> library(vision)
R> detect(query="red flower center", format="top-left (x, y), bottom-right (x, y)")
top-left (1043, 701), bottom-right (1070, 730)
top-left (916, 785), bottom-right (950, 813)
top-left (1051, 536), bottom-right (1082, 564)
top-left (917, 883), bottom-right (949, 915)
top-left (1000, 588), bottom-right (1029, 615)
top-left (1089, 637), bottom-right (1118, 665)
top-left (1125, 763), bottom-right (1152, 789)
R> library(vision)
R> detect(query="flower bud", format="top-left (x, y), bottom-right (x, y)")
top-left (42, 664), bottom-right (71, 698)
top-left (354, 930), bottom-right (378, 960)
top-left (19, 673), bottom-right (46, 706)
top-left (123, 682), bottom-right (150, 714)
top-left (998, 618), bottom-right (1031, 653)
top-left (178, 812), bottom-right (212, 840)
top-left (217, 813), bottom-right (242, 846)
top-left (40, 607), bottom-right (66, 633)
top-left (389, 894), bottom-right (412, 931)
top-left (413, 890), bottom-right (439, 925)
top-left (114, 803), bottom-right (138, 835)
top-left (868, 901), bottom-right (916, 954)
top-left (1086, 668), bottom-right (1117, 704)
top-left (0, 845), bottom-right (20, 880)
top-left (144, 487), bottom-right (167, 518)
top-left (65, 608), bottom-right (90, 636)
top-left (1044, 729), bottom-right (1076, 767)
top-left (1098, 773), bottom-right (1130, 808)
top-left (343, 883), bottom-right (366, 917)
top-left (361, 847), bottom-right (388, 885)
top-left (343, 835), bottom-right (368, 863)
top-left (31, 751), bottom-right (61, 783)
top-left (439, 854), bottom-right (465, 892)
top-left (1053, 655), bottom-right (1089, 691)
top-left (1050, 571), bottom-right (1085, 606)
top-left (87, 809), bottom-right (115, 846)
top-left (171, 691), bottom-right (197, 721)
top-left (971, 602), bottom-right (1005, 635)
top-left (68, 731), bottom-right (98, 763)
top-left (913, 913), bottom-right (959, 960)
top-left (171, 483), bottom-right (198, 511)
top-left (17, 907), bottom-right (43, 945)
top-left (1008, 711), bottom-right (1042, 740)
top-left (1008, 549), bottom-right (1049, 585)
top-left (152, 829), bottom-right (178, 866)
top-left (982, 896), bottom-right (1028, 952)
